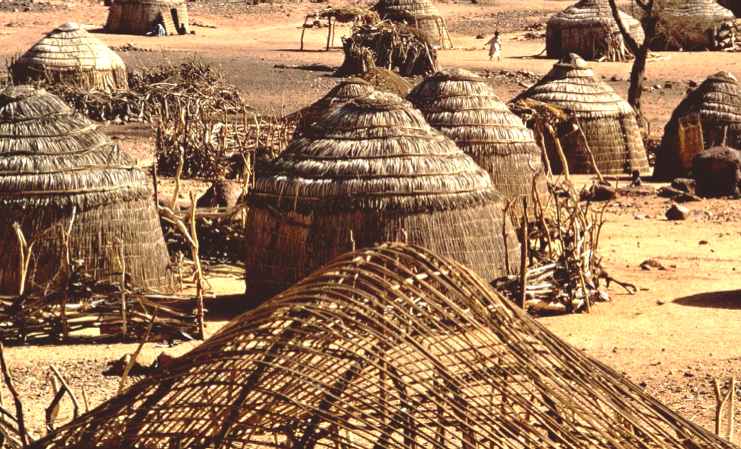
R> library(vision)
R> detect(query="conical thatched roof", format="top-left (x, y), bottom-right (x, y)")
top-left (290, 78), bottom-right (375, 136)
top-left (33, 242), bottom-right (739, 449)
top-left (409, 68), bottom-right (547, 220)
top-left (245, 91), bottom-right (520, 301)
top-left (655, 71), bottom-right (741, 180)
top-left (0, 85), bottom-right (170, 293)
top-left (106, 0), bottom-right (190, 36)
top-left (513, 54), bottom-right (650, 175)
top-left (547, 0), bottom-right (645, 61)
top-left (654, 0), bottom-right (735, 50)
top-left (373, 0), bottom-right (451, 48)
top-left (10, 22), bottom-right (128, 92)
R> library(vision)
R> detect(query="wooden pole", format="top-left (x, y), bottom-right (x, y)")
top-left (546, 123), bottom-right (570, 181)
top-left (519, 197), bottom-right (529, 309)
top-left (190, 192), bottom-right (206, 340)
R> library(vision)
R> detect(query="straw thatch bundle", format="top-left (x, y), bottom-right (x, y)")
top-left (106, 0), bottom-right (190, 35)
top-left (33, 242), bottom-right (739, 449)
top-left (547, 0), bottom-right (645, 61)
top-left (0, 85), bottom-right (170, 294)
top-left (655, 71), bottom-right (741, 180)
top-left (245, 91), bottom-right (520, 302)
top-left (373, 0), bottom-right (452, 48)
top-left (654, 0), bottom-right (735, 50)
top-left (10, 23), bottom-right (128, 92)
top-left (513, 54), bottom-right (650, 176)
top-left (409, 69), bottom-right (547, 220)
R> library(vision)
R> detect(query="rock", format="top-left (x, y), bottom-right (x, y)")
top-left (197, 180), bottom-right (244, 209)
top-left (665, 203), bottom-right (690, 221)
top-left (657, 186), bottom-right (700, 202)
top-left (581, 183), bottom-right (617, 201)
top-left (671, 178), bottom-right (695, 194)
top-left (640, 259), bottom-right (667, 271)
top-left (475, 33), bottom-right (484, 39)
top-left (692, 146), bottom-right (741, 197)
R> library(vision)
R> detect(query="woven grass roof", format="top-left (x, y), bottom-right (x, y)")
top-left (252, 91), bottom-right (500, 213)
top-left (33, 242), bottom-right (739, 449)
top-left (513, 54), bottom-right (649, 175)
top-left (291, 78), bottom-right (377, 136)
top-left (408, 68), bottom-right (547, 216)
top-left (11, 22), bottom-right (127, 92)
top-left (654, 0), bottom-right (735, 50)
top-left (514, 53), bottom-right (634, 118)
top-left (0, 85), bottom-right (170, 292)
top-left (546, 0), bottom-right (644, 61)
top-left (374, 0), bottom-right (441, 20)
top-left (655, 71), bottom-right (741, 180)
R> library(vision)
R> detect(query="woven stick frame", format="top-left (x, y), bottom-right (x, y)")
top-left (34, 242), bottom-right (738, 449)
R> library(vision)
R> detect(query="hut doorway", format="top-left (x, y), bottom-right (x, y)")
top-left (171, 8), bottom-right (181, 34)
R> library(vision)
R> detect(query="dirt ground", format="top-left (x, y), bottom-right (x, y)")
top-left (0, 0), bottom-right (739, 443)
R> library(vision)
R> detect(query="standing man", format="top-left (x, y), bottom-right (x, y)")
top-left (486, 31), bottom-right (502, 62)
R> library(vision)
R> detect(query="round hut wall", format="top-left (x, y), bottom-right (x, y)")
top-left (106, 0), bottom-right (190, 35)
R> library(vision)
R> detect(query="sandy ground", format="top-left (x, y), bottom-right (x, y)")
top-left (0, 0), bottom-right (739, 443)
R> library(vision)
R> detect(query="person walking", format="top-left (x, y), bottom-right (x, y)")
top-left (486, 31), bottom-right (502, 62)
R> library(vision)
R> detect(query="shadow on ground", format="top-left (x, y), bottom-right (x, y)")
top-left (673, 290), bottom-right (741, 310)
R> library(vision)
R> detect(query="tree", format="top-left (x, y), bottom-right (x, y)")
top-left (606, 0), bottom-right (658, 119)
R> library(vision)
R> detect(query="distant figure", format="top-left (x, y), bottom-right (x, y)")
top-left (147, 18), bottom-right (167, 37)
top-left (486, 31), bottom-right (502, 62)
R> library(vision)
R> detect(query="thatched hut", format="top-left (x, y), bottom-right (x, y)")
top-left (654, 0), bottom-right (735, 50)
top-left (513, 54), bottom-right (650, 176)
top-left (0, 86), bottom-right (170, 294)
top-left (245, 91), bottom-right (520, 302)
top-left (655, 71), bottom-right (741, 180)
top-left (33, 242), bottom-right (739, 449)
top-left (106, 0), bottom-right (190, 35)
top-left (373, 0), bottom-right (452, 48)
top-left (546, 0), bottom-right (645, 61)
top-left (409, 69), bottom-right (547, 220)
top-left (10, 23), bottom-right (128, 92)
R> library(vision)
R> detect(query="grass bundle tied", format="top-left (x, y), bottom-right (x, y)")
top-left (9, 22), bottom-right (128, 92)
top-left (655, 71), bottom-right (741, 180)
top-left (335, 21), bottom-right (438, 77)
top-left (546, 0), bottom-right (644, 62)
top-left (409, 68), bottom-right (548, 223)
top-left (105, 0), bottom-right (190, 36)
top-left (513, 53), bottom-right (650, 176)
top-left (30, 242), bottom-right (739, 449)
top-left (245, 90), bottom-right (520, 304)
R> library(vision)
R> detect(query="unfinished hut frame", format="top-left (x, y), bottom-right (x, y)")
top-left (10, 23), bottom-right (128, 92)
top-left (654, 0), bottom-right (735, 51)
top-left (655, 71), bottom-right (741, 180)
top-left (409, 68), bottom-right (548, 221)
top-left (373, 0), bottom-right (453, 49)
top-left (245, 91), bottom-right (520, 303)
top-left (105, 0), bottom-right (190, 36)
top-left (546, 0), bottom-right (645, 61)
top-left (0, 85), bottom-right (171, 294)
top-left (32, 242), bottom-right (741, 449)
top-left (513, 54), bottom-right (650, 176)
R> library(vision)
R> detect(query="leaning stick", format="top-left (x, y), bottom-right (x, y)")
top-left (0, 344), bottom-right (27, 448)
top-left (520, 197), bottom-right (529, 309)
top-left (545, 123), bottom-right (570, 181)
top-left (573, 118), bottom-right (605, 183)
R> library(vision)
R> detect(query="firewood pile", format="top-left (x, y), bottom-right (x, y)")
top-left (0, 269), bottom-right (199, 345)
top-left (33, 61), bottom-right (245, 124)
top-left (494, 181), bottom-right (635, 315)
top-left (336, 21), bottom-right (438, 76)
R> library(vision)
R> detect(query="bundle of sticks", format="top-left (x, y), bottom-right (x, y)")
top-left (27, 61), bottom-right (245, 124)
top-left (155, 105), bottom-right (292, 179)
top-left (494, 181), bottom-right (635, 314)
top-left (336, 21), bottom-right (437, 77)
